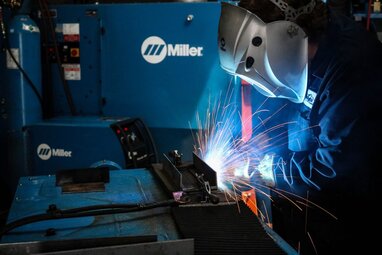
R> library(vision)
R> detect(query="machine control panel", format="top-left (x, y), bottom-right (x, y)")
top-left (111, 118), bottom-right (158, 168)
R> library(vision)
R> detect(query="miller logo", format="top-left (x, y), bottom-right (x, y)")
top-left (37, 143), bottom-right (52, 160)
top-left (141, 36), bottom-right (203, 64)
top-left (37, 143), bottom-right (72, 160)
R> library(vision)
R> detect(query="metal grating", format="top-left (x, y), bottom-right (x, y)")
top-left (172, 202), bottom-right (286, 255)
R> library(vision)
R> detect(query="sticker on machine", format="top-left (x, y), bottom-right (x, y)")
top-left (63, 23), bottom-right (80, 42)
top-left (6, 48), bottom-right (19, 69)
top-left (62, 64), bottom-right (81, 80)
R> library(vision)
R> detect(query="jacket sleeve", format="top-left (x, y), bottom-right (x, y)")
top-left (306, 62), bottom-right (378, 193)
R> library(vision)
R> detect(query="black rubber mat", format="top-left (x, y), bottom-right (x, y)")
top-left (172, 202), bottom-right (286, 255)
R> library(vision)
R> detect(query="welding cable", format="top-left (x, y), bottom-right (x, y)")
top-left (4, 47), bottom-right (44, 106)
top-left (38, 0), bottom-right (77, 116)
top-left (0, 199), bottom-right (177, 238)
top-left (58, 201), bottom-right (162, 214)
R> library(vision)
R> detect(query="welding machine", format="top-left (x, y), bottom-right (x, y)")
top-left (25, 116), bottom-right (158, 176)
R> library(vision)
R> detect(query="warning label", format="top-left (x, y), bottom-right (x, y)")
top-left (64, 34), bottom-right (80, 42)
top-left (63, 23), bottom-right (80, 42)
top-left (62, 64), bottom-right (81, 80)
top-left (6, 48), bottom-right (19, 69)
top-left (63, 23), bottom-right (79, 35)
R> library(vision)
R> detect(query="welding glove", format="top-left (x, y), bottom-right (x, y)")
top-left (272, 150), bottom-right (311, 194)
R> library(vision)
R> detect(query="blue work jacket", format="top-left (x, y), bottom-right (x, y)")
top-left (273, 10), bottom-right (382, 253)
top-left (286, 11), bottom-right (382, 200)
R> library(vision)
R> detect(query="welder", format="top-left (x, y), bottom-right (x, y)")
top-left (218, 0), bottom-right (382, 253)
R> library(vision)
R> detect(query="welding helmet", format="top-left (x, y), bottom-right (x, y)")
top-left (218, 1), bottom-right (314, 103)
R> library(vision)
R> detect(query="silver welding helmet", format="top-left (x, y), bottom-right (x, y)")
top-left (218, 1), bottom-right (314, 103)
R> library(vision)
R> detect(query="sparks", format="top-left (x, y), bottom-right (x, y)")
top-left (191, 81), bottom-right (338, 240)
top-left (189, 78), bottom-right (345, 255)
top-left (191, 82), bottom-right (284, 197)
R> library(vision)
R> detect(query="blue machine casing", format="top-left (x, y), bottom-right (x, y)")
top-left (3, 14), bottom-right (42, 131)
top-left (1, 14), bottom-right (43, 202)
top-left (0, 1), bottom-right (244, 207)
top-left (1, 169), bottom-right (180, 243)
top-left (43, 2), bottom-right (237, 160)
top-left (26, 116), bottom-right (127, 176)
top-left (25, 115), bottom-right (159, 176)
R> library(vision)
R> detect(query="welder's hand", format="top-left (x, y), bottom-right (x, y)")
top-left (273, 151), bottom-right (315, 193)
top-left (256, 153), bottom-right (276, 187)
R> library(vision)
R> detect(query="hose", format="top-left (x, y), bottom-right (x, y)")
top-left (38, 0), bottom-right (77, 115)
top-left (0, 199), bottom-right (177, 238)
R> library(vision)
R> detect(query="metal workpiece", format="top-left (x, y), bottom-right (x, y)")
top-left (152, 152), bottom-right (226, 205)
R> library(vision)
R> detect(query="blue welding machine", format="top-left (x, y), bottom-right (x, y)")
top-left (25, 116), bottom-right (158, 176)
